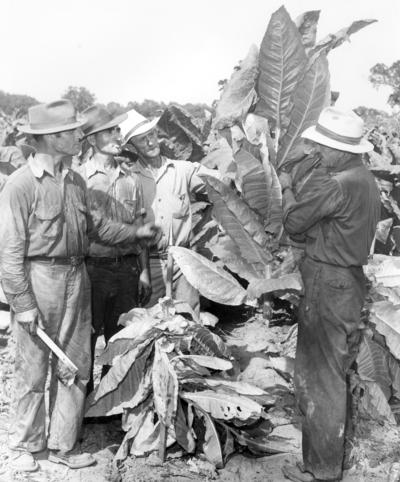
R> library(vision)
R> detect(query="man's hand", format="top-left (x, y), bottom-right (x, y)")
top-left (279, 172), bottom-right (293, 191)
top-left (14, 308), bottom-right (43, 336)
top-left (136, 222), bottom-right (160, 242)
top-left (138, 269), bottom-right (152, 306)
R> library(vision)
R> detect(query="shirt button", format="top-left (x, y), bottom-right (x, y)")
top-left (158, 198), bottom-right (162, 202)
top-left (160, 216), bottom-right (164, 219)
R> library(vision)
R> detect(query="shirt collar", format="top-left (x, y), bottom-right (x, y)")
top-left (28, 153), bottom-right (70, 179)
top-left (136, 156), bottom-right (174, 180)
top-left (85, 156), bottom-right (125, 182)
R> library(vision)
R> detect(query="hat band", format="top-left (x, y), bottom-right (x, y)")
top-left (30, 116), bottom-right (78, 130)
top-left (125, 119), bottom-right (153, 140)
top-left (315, 123), bottom-right (362, 146)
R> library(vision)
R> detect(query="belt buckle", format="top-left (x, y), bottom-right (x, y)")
top-left (70, 256), bottom-right (81, 267)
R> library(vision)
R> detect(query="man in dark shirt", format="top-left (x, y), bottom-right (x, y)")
top-left (280, 108), bottom-right (380, 482)
top-left (0, 101), bottom-right (158, 472)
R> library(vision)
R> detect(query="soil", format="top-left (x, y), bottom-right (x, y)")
top-left (1, 310), bottom-right (400, 482)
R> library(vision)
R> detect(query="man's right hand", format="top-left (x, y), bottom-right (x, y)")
top-left (14, 308), bottom-right (41, 336)
top-left (136, 222), bottom-right (160, 242)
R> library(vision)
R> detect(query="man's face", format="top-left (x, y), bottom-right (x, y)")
top-left (129, 129), bottom-right (160, 160)
top-left (52, 128), bottom-right (82, 156)
top-left (92, 127), bottom-right (122, 156)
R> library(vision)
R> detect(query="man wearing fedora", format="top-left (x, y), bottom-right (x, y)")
top-left (79, 105), bottom-right (154, 392)
top-left (0, 100), bottom-right (158, 472)
top-left (118, 109), bottom-right (218, 312)
top-left (280, 107), bottom-right (380, 482)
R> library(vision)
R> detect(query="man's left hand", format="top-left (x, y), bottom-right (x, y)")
top-left (279, 172), bottom-right (293, 191)
top-left (139, 269), bottom-right (152, 306)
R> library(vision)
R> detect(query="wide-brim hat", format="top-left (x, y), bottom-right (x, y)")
top-left (119, 108), bottom-right (160, 144)
top-left (301, 107), bottom-right (373, 154)
top-left (18, 100), bottom-right (85, 135)
top-left (81, 105), bottom-right (128, 137)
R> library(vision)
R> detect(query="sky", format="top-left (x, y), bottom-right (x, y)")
top-left (1, 0), bottom-right (399, 112)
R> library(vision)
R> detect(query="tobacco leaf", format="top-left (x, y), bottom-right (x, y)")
top-left (170, 246), bottom-right (247, 306)
top-left (175, 400), bottom-right (196, 453)
top-left (277, 55), bottom-right (330, 170)
top-left (201, 136), bottom-right (237, 181)
top-left (181, 390), bottom-right (263, 421)
top-left (255, 5), bottom-right (308, 134)
top-left (153, 340), bottom-right (179, 426)
top-left (295, 10), bottom-right (320, 50)
top-left (213, 44), bottom-right (259, 130)
top-left (174, 355), bottom-right (232, 371)
top-left (194, 405), bottom-right (224, 468)
top-left (370, 300), bottom-right (400, 360)
top-left (358, 380), bottom-right (396, 424)
top-left (188, 325), bottom-right (232, 359)
top-left (204, 175), bottom-right (273, 265)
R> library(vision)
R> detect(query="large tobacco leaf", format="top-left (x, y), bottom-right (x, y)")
top-left (188, 325), bottom-right (232, 359)
top-left (158, 104), bottom-right (205, 163)
top-left (213, 44), bottom-right (259, 130)
top-left (261, 152), bottom-right (283, 235)
top-left (295, 10), bottom-right (320, 50)
top-left (201, 136), bottom-right (236, 181)
top-left (255, 5), bottom-right (308, 135)
top-left (370, 301), bottom-right (400, 360)
top-left (204, 175), bottom-right (273, 266)
top-left (194, 406), bottom-right (224, 468)
top-left (181, 390), bottom-right (263, 421)
top-left (153, 340), bottom-right (179, 426)
top-left (309, 20), bottom-right (377, 67)
top-left (170, 246), bottom-right (247, 306)
top-left (277, 55), bottom-right (330, 170)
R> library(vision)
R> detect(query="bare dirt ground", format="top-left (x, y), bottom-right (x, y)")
top-left (1, 310), bottom-right (400, 482)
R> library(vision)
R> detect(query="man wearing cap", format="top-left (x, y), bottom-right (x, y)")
top-left (280, 107), bottom-right (380, 482)
top-left (119, 109), bottom-right (218, 312)
top-left (78, 105), bottom-right (152, 392)
top-left (0, 100), bottom-right (158, 472)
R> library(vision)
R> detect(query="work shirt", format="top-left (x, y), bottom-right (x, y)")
top-left (78, 157), bottom-right (144, 257)
top-left (283, 155), bottom-right (380, 267)
top-left (129, 157), bottom-right (213, 252)
top-left (0, 154), bottom-right (141, 313)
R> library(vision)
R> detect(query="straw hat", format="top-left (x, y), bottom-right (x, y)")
top-left (119, 109), bottom-right (160, 144)
top-left (18, 100), bottom-right (85, 135)
top-left (81, 105), bottom-right (128, 137)
top-left (301, 107), bottom-right (373, 154)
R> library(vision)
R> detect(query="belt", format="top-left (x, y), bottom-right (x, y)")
top-left (28, 256), bottom-right (85, 267)
top-left (86, 254), bottom-right (138, 265)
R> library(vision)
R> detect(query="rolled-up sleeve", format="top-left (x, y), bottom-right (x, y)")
top-left (283, 174), bottom-right (344, 236)
top-left (0, 184), bottom-right (36, 313)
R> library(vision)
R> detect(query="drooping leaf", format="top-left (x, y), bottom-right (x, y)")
top-left (255, 5), bottom-right (308, 134)
top-left (247, 273), bottom-right (303, 299)
top-left (158, 104), bottom-right (206, 162)
top-left (277, 55), bottom-right (330, 169)
top-left (295, 10), bottom-right (320, 50)
top-left (207, 234), bottom-right (262, 282)
top-left (181, 390), bottom-right (263, 421)
top-left (174, 355), bottom-right (232, 371)
top-left (86, 344), bottom-right (154, 417)
top-left (194, 405), bottom-right (224, 468)
top-left (204, 175), bottom-right (273, 266)
top-left (370, 301), bottom-right (400, 360)
top-left (309, 20), bottom-right (377, 67)
top-left (153, 340), bottom-right (179, 426)
top-left (170, 246), bottom-right (247, 305)
top-left (214, 44), bottom-right (259, 129)
top-left (175, 400), bottom-right (196, 453)
top-left (356, 334), bottom-right (392, 399)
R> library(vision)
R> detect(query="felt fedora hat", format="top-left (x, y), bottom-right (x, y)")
top-left (119, 109), bottom-right (160, 144)
top-left (81, 105), bottom-right (128, 137)
top-left (301, 107), bottom-right (373, 154)
top-left (18, 100), bottom-right (85, 135)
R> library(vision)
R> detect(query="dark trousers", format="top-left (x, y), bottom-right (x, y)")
top-left (295, 257), bottom-right (365, 481)
top-left (86, 256), bottom-right (139, 393)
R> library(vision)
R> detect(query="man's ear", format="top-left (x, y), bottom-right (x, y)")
top-left (86, 134), bottom-right (96, 147)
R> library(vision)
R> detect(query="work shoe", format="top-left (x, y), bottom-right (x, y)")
top-left (9, 450), bottom-right (39, 472)
top-left (48, 449), bottom-right (96, 469)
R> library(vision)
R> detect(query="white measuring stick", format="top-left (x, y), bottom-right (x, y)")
top-left (37, 327), bottom-right (78, 375)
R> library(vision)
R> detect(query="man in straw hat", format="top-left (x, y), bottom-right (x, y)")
top-left (79, 105), bottom-right (156, 393)
top-left (279, 107), bottom-right (380, 482)
top-left (0, 100), bottom-right (158, 472)
top-left (118, 109), bottom-right (219, 312)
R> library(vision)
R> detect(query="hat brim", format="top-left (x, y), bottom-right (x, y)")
top-left (83, 112), bottom-right (128, 137)
top-left (18, 118), bottom-right (86, 135)
top-left (301, 125), bottom-right (373, 154)
top-left (124, 117), bottom-right (160, 143)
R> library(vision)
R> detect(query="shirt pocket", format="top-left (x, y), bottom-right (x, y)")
top-left (171, 193), bottom-right (189, 219)
top-left (34, 202), bottom-right (63, 240)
